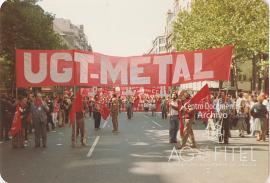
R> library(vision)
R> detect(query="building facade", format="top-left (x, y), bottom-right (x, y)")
top-left (165, 0), bottom-right (192, 53)
top-left (148, 35), bottom-right (167, 54)
top-left (53, 18), bottom-right (92, 51)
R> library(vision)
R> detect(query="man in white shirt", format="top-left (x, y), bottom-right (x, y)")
top-left (236, 92), bottom-right (244, 114)
top-left (261, 93), bottom-right (269, 111)
top-left (169, 92), bottom-right (179, 144)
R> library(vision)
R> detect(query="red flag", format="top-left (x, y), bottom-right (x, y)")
top-left (10, 109), bottom-right (22, 137)
top-left (134, 97), bottom-right (140, 108)
top-left (156, 98), bottom-right (161, 111)
top-left (100, 103), bottom-right (110, 120)
top-left (190, 84), bottom-right (213, 119)
top-left (190, 84), bottom-right (210, 104)
top-left (69, 91), bottom-right (84, 125)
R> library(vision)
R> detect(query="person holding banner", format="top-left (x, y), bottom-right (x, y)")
top-left (93, 94), bottom-right (101, 130)
top-left (179, 91), bottom-right (197, 149)
top-left (168, 92), bottom-right (179, 144)
top-left (110, 94), bottom-right (119, 133)
top-left (11, 96), bottom-right (28, 148)
top-left (31, 93), bottom-right (49, 148)
top-left (72, 109), bottom-right (86, 146)
top-left (70, 91), bottom-right (86, 147)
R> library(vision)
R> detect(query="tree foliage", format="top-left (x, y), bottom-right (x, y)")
top-left (0, 0), bottom-right (68, 90)
top-left (173, 0), bottom-right (268, 63)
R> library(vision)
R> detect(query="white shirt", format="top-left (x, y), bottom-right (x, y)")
top-left (236, 97), bottom-right (244, 113)
top-left (263, 99), bottom-right (269, 112)
top-left (169, 100), bottom-right (179, 116)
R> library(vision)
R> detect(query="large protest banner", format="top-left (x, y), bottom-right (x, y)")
top-left (16, 46), bottom-right (233, 87)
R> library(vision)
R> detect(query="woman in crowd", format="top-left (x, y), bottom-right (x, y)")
top-left (236, 105), bottom-right (247, 137)
top-left (250, 94), bottom-right (268, 142)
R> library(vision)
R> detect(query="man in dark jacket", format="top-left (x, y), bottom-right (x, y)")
top-left (31, 93), bottom-right (49, 148)
top-left (1, 95), bottom-right (16, 141)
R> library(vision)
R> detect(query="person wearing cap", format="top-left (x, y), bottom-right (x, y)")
top-left (168, 92), bottom-right (179, 144)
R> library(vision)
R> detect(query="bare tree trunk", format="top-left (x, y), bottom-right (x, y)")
top-left (252, 54), bottom-right (257, 92)
top-left (232, 58), bottom-right (239, 97)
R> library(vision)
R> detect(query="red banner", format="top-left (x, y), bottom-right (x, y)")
top-left (190, 84), bottom-right (213, 120)
top-left (16, 46), bottom-right (233, 87)
top-left (10, 110), bottom-right (22, 137)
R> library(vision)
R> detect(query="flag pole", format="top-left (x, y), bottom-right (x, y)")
top-left (15, 87), bottom-right (18, 101)
top-left (74, 86), bottom-right (77, 147)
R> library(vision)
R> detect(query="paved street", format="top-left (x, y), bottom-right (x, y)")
top-left (0, 112), bottom-right (269, 183)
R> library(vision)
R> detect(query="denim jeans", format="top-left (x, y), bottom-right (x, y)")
top-left (169, 115), bottom-right (179, 142)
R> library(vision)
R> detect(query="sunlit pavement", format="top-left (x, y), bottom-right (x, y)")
top-left (0, 112), bottom-right (268, 183)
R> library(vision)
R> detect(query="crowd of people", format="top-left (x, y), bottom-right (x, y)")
top-left (0, 91), bottom-right (127, 148)
top-left (164, 90), bottom-right (269, 148)
top-left (0, 89), bottom-right (269, 150)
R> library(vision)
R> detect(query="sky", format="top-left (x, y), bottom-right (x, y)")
top-left (0, 0), bottom-right (173, 56)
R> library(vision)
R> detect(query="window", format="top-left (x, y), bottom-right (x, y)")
top-left (159, 38), bottom-right (165, 44)
top-left (159, 46), bottom-right (166, 52)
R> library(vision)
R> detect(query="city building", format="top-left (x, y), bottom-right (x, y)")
top-left (165, 0), bottom-right (191, 53)
top-left (53, 18), bottom-right (92, 51)
top-left (40, 18), bottom-right (93, 94)
top-left (148, 35), bottom-right (167, 54)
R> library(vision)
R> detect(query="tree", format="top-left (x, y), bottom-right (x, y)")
top-left (173, 0), bottom-right (268, 92)
top-left (0, 0), bottom-right (68, 93)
